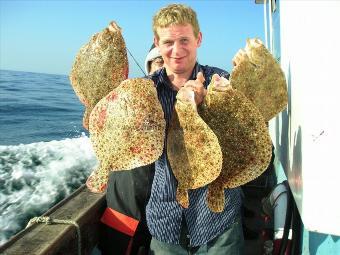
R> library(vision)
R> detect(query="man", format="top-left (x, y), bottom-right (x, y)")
top-left (146, 4), bottom-right (244, 254)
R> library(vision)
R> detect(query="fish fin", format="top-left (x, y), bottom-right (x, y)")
top-left (207, 182), bottom-right (226, 213)
top-left (176, 186), bottom-right (189, 208)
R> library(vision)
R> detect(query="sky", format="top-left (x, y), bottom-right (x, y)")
top-left (0, 0), bottom-right (265, 77)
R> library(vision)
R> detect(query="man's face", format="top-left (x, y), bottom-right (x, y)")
top-left (155, 24), bottom-right (202, 75)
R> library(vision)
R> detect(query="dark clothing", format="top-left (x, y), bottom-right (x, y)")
top-left (99, 164), bottom-right (155, 255)
top-left (149, 217), bottom-right (244, 254)
top-left (106, 164), bottom-right (155, 221)
top-left (146, 63), bottom-right (242, 246)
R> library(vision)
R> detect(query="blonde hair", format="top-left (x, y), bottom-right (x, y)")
top-left (152, 4), bottom-right (200, 39)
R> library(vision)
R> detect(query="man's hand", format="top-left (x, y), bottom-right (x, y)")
top-left (183, 72), bottom-right (207, 105)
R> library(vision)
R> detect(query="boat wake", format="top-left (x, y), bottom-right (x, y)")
top-left (0, 135), bottom-right (97, 245)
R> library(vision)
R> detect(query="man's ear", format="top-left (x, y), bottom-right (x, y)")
top-left (197, 32), bottom-right (202, 47)
top-left (154, 37), bottom-right (159, 47)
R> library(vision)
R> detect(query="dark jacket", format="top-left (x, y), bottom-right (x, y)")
top-left (99, 163), bottom-right (155, 255)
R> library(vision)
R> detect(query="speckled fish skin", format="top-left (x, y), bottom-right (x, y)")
top-left (198, 80), bottom-right (272, 212)
top-left (69, 21), bottom-right (128, 130)
top-left (167, 89), bottom-right (222, 208)
top-left (230, 38), bottom-right (288, 121)
top-left (86, 78), bottom-right (165, 193)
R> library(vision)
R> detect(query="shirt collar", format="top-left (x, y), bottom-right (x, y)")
top-left (189, 62), bottom-right (201, 80)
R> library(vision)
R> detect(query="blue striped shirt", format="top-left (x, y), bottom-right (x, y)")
top-left (145, 63), bottom-right (242, 247)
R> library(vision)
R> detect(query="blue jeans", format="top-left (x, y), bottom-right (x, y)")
top-left (149, 217), bottom-right (244, 255)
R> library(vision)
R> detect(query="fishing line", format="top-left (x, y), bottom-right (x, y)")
top-left (126, 47), bottom-right (146, 76)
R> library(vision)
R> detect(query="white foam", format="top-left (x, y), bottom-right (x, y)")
top-left (0, 136), bottom-right (98, 244)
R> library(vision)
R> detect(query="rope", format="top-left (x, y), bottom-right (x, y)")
top-left (26, 216), bottom-right (81, 255)
top-left (126, 47), bottom-right (147, 76)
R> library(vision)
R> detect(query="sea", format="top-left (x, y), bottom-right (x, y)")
top-left (0, 69), bottom-right (98, 245)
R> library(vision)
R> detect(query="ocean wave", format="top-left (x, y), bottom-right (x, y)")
top-left (0, 136), bottom-right (98, 245)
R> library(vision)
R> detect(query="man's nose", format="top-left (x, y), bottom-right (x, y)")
top-left (172, 41), bottom-right (182, 55)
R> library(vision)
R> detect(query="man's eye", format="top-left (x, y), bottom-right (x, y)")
top-left (181, 38), bottom-right (189, 44)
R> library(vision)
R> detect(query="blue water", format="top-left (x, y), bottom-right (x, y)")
top-left (0, 69), bottom-right (87, 145)
top-left (0, 69), bottom-right (98, 244)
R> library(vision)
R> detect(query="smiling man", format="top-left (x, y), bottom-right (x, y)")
top-left (146, 4), bottom-right (244, 255)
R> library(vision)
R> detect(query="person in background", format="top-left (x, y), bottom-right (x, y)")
top-left (146, 4), bottom-right (244, 254)
top-left (98, 47), bottom-right (163, 255)
top-left (98, 164), bottom-right (155, 255)
top-left (145, 43), bottom-right (164, 75)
